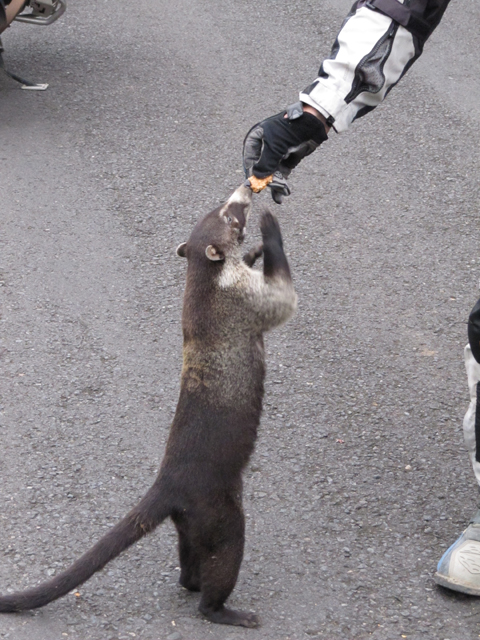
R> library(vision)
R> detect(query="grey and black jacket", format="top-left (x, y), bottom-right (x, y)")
top-left (300, 0), bottom-right (451, 132)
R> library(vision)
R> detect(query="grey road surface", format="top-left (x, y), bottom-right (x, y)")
top-left (1, 1), bottom-right (479, 639)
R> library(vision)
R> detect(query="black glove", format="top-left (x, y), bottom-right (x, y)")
top-left (243, 102), bottom-right (328, 204)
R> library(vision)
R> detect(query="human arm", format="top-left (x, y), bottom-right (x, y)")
top-left (300, 0), bottom-right (452, 132)
top-left (243, 0), bottom-right (452, 200)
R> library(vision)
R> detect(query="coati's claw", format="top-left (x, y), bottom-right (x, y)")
top-left (239, 611), bottom-right (260, 628)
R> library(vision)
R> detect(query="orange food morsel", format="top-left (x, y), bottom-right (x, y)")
top-left (248, 175), bottom-right (273, 193)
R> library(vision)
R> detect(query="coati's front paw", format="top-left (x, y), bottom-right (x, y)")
top-left (243, 243), bottom-right (263, 268)
top-left (260, 211), bottom-right (283, 248)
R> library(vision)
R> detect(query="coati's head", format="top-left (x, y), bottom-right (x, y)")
top-left (176, 185), bottom-right (252, 263)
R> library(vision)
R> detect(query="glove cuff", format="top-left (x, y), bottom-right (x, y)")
top-left (292, 112), bottom-right (328, 146)
top-left (286, 102), bottom-right (328, 144)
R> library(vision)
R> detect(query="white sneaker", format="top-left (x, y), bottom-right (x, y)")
top-left (435, 510), bottom-right (480, 595)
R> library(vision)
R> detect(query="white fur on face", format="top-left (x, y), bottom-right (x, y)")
top-left (227, 185), bottom-right (252, 206)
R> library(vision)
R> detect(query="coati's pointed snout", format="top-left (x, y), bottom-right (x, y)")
top-left (227, 185), bottom-right (253, 207)
top-left (220, 185), bottom-right (252, 241)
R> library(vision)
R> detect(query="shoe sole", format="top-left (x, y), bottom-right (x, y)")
top-left (434, 572), bottom-right (480, 596)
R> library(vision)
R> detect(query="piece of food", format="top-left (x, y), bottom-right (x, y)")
top-left (248, 175), bottom-right (273, 193)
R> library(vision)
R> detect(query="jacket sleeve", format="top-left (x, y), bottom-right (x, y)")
top-left (300, 0), bottom-right (451, 132)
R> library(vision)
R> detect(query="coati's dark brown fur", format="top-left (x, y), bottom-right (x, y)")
top-left (0, 186), bottom-right (297, 627)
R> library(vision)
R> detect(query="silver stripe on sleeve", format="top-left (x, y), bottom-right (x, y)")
top-left (300, 3), bottom-right (416, 132)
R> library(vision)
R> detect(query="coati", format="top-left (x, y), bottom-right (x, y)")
top-left (0, 185), bottom-right (297, 628)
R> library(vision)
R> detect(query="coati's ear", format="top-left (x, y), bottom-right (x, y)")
top-left (205, 245), bottom-right (224, 261)
top-left (176, 242), bottom-right (187, 258)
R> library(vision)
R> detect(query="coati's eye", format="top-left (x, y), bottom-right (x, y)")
top-left (227, 216), bottom-right (232, 223)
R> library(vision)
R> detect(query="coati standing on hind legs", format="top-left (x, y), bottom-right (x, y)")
top-left (0, 185), bottom-right (297, 628)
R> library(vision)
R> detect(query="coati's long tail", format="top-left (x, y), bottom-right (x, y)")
top-left (0, 481), bottom-right (171, 612)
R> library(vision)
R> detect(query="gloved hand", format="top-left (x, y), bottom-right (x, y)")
top-left (243, 102), bottom-right (328, 204)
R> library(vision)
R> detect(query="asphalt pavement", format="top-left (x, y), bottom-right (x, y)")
top-left (1, 1), bottom-right (480, 639)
